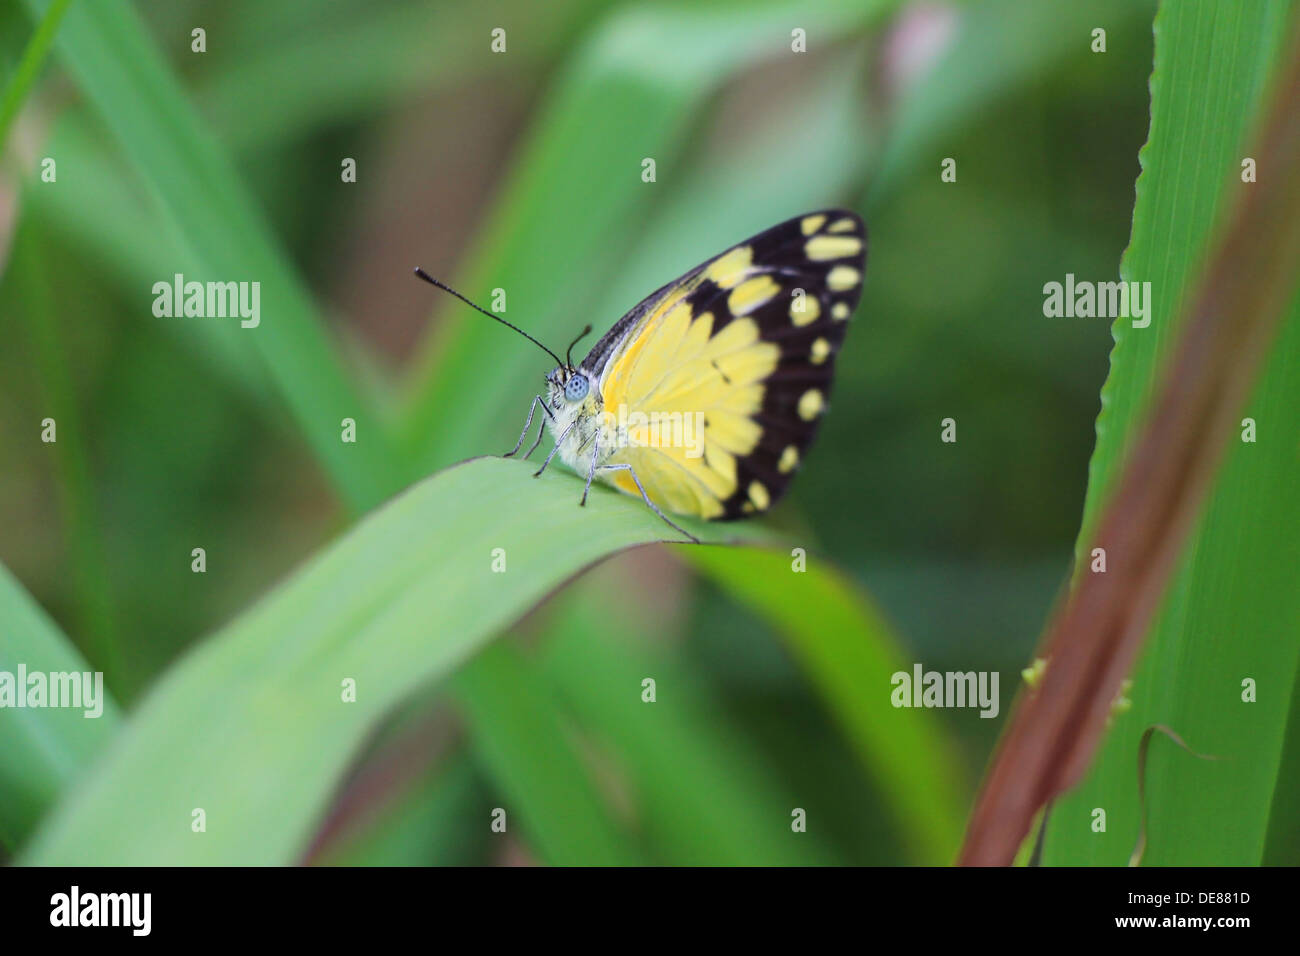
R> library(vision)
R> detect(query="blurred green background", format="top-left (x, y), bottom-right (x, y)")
top-left (0, 0), bottom-right (1187, 864)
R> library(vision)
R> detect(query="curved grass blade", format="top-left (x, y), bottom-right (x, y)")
top-left (0, 564), bottom-right (121, 850)
top-left (1127, 724), bottom-right (1217, 867)
top-left (20, 0), bottom-right (403, 512)
top-left (451, 642), bottom-right (648, 865)
top-left (537, 577), bottom-right (841, 865)
top-left (687, 546), bottom-right (967, 864)
top-left (0, 0), bottom-right (71, 154)
top-left (19, 457), bottom-right (766, 864)
top-left (196, 0), bottom-right (617, 152)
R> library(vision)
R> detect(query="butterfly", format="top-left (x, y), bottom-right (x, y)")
top-left (416, 210), bottom-right (866, 542)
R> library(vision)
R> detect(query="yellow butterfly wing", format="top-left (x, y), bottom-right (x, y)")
top-left (588, 211), bottom-right (867, 520)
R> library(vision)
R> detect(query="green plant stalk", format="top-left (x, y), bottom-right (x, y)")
top-left (0, 0), bottom-right (71, 156)
top-left (9, 222), bottom-right (122, 690)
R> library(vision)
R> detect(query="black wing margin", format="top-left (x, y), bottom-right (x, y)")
top-left (709, 209), bottom-right (867, 520)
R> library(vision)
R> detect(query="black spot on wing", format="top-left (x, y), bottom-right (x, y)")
top-left (685, 277), bottom-right (721, 316)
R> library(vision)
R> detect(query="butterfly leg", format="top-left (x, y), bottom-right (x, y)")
top-left (580, 433), bottom-right (600, 506)
top-left (533, 421), bottom-right (574, 478)
top-left (503, 395), bottom-right (555, 459)
top-left (597, 463), bottom-right (700, 544)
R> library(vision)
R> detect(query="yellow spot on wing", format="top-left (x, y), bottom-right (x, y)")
top-left (810, 337), bottom-right (831, 364)
top-left (798, 389), bottom-right (825, 421)
top-left (748, 481), bottom-right (770, 510)
top-left (827, 265), bottom-right (860, 291)
top-left (705, 441), bottom-right (736, 486)
top-left (778, 445), bottom-right (799, 473)
top-left (806, 235), bottom-right (862, 261)
top-left (801, 214), bottom-right (826, 235)
top-left (832, 302), bottom-right (849, 320)
top-left (828, 217), bottom-right (857, 233)
top-left (705, 411), bottom-right (762, 455)
top-left (703, 245), bottom-right (753, 289)
top-left (790, 293), bottom-right (820, 326)
top-left (728, 275), bottom-right (780, 316)
top-left (600, 292), bottom-right (779, 519)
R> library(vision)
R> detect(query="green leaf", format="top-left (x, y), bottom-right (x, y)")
top-left (1041, 0), bottom-right (1300, 866)
top-left (537, 579), bottom-right (841, 865)
top-left (0, 0), bottom-right (72, 154)
top-left (20, 457), bottom-right (767, 864)
top-left (1263, 680), bottom-right (1300, 863)
top-left (23, 120), bottom-right (274, 404)
top-left (583, 44), bottom-right (873, 325)
top-left (21, 0), bottom-right (404, 511)
top-left (687, 547), bottom-right (967, 864)
top-left (869, 0), bottom-right (1155, 200)
top-left (0, 563), bottom-right (120, 849)
top-left (312, 754), bottom-right (490, 867)
top-left (8, 223), bottom-right (124, 689)
top-left (195, 0), bottom-right (618, 152)
top-left (451, 642), bottom-right (648, 865)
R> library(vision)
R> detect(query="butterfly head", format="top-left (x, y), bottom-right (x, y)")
top-left (562, 370), bottom-right (590, 402)
top-left (543, 323), bottom-right (596, 404)
top-left (545, 364), bottom-right (591, 406)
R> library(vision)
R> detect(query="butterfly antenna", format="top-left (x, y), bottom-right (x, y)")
top-left (414, 268), bottom-right (564, 368)
top-left (565, 324), bottom-right (592, 369)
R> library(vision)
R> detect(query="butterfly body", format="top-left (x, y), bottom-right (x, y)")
top-left (529, 210), bottom-right (867, 535)
top-left (544, 368), bottom-right (610, 474)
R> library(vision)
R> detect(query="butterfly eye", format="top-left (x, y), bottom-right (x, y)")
top-left (564, 373), bottom-right (590, 402)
